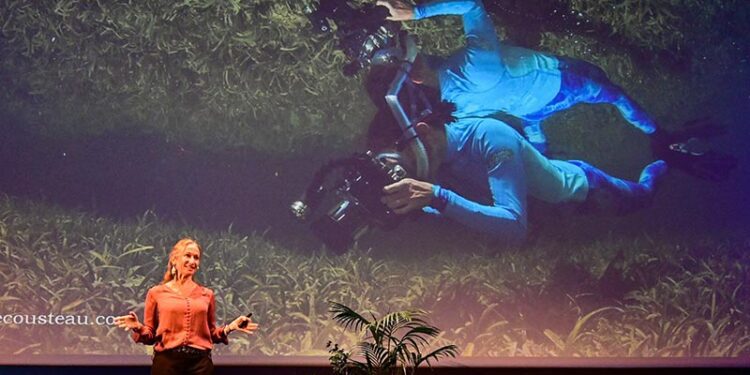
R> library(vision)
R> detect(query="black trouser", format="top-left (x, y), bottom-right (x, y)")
top-left (152, 349), bottom-right (213, 375)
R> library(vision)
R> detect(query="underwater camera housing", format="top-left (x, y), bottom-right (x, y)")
top-left (292, 60), bottom-right (433, 253)
top-left (304, 0), bottom-right (402, 76)
top-left (290, 151), bottom-right (408, 254)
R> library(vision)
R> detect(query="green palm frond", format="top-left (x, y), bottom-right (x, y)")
top-left (372, 310), bottom-right (414, 332)
top-left (329, 300), bottom-right (371, 332)
top-left (414, 344), bottom-right (459, 368)
top-left (366, 310), bottom-right (412, 346)
top-left (358, 342), bottom-right (397, 369)
top-left (329, 301), bottom-right (458, 374)
top-left (397, 325), bottom-right (441, 352)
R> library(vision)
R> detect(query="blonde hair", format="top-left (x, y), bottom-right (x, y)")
top-left (162, 238), bottom-right (201, 283)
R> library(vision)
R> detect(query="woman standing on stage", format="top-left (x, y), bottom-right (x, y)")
top-left (114, 238), bottom-right (258, 375)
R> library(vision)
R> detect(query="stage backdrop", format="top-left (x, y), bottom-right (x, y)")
top-left (1, 0), bottom-right (749, 364)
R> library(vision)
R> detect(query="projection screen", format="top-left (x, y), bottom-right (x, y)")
top-left (1, 0), bottom-right (749, 366)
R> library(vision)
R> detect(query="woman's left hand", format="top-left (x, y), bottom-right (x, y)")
top-left (224, 315), bottom-right (259, 335)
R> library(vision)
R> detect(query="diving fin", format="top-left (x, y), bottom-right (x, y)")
top-left (651, 118), bottom-right (738, 181)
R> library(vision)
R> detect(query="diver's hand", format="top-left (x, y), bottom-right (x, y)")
top-left (113, 312), bottom-right (142, 331)
top-left (376, 0), bottom-right (415, 21)
top-left (382, 178), bottom-right (433, 214)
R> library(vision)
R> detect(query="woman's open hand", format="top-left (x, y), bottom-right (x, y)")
top-left (224, 315), bottom-right (259, 335)
top-left (113, 312), bottom-right (142, 331)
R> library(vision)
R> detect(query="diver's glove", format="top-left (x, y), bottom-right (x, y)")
top-left (650, 119), bottom-right (738, 181)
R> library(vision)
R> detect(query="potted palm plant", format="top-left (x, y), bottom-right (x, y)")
top-left (327, 301), bottom-right (459, 375)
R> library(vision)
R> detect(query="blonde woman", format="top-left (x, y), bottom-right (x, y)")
top-left (114, 238), bottom-right (257, 375)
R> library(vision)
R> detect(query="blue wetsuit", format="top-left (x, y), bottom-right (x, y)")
top-left (424, 117), bottom-right (587, 243)
top-left (424, 117), bottom-right (665, 242)
top-left (414, 0), bottom-right (657, 151)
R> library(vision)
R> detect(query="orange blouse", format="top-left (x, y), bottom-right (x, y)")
top-left (131, 284), bottom-right (228, 352)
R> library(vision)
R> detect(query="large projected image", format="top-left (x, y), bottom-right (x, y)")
top-left (1, 0), bottom-right (749, 366)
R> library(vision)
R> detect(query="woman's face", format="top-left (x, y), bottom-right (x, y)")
top-left (175, 243), bottom-right (201, 278)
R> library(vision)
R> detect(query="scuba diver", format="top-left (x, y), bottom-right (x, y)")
top-left (366, 93), bottom-right (668, 243)
top-left (376, 0), bottom-right (737, 181)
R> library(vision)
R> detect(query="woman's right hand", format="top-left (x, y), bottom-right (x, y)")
top-left (113, 311), bottom-right (142, 331)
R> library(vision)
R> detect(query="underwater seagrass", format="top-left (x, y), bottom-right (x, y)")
top-left (1, 0), bottom-right (747, 157)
